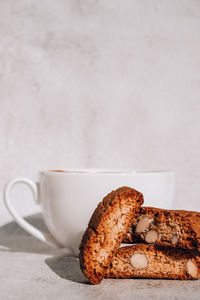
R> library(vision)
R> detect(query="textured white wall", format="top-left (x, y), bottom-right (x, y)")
top-left (0, 0), bottom-right (200, 212)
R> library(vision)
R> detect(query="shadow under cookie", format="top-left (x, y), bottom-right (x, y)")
top-left (45, 255), bottom-right (88, 284)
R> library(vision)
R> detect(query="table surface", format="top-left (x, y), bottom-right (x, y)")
top-left (0, 197), bottom-right (200, 300)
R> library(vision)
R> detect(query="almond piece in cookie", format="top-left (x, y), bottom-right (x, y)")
top-left (135, 216), bottom-right (153, 233)
top-left (106, 244), bottom-right (200, 280)
top-left (145, 230), bottom-right (158, 243)
top-left (130, 253), bottom-right (148, 269)
top-left (79, 186), bottom-right (144, 284)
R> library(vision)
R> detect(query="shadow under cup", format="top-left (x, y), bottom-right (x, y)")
top-left (4, 169), bottom-right (175, 254)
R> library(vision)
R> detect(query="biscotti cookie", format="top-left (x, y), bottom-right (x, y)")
top-left (106, 244), bottom-right (200, 280)
top-left (79, 186), bottom-right (144, 284)
top-left (123, 207), bottom-right (200, 250)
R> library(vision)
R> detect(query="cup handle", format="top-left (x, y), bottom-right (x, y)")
top-left (3, 177), bottom-right (60, 248)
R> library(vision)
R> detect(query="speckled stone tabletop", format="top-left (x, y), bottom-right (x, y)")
top-left (0, 214), bottom-right (200, 300)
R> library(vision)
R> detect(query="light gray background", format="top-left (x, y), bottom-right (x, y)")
top-left (0, 1), bottom-right (200, 299)
top-left (1, 0), bottom-right (200, 213)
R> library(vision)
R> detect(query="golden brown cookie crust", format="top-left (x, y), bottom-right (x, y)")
top-left (79, 186), bottom-right (144, 284)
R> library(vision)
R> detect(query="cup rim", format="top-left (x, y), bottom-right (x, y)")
top-left (44, 169), bottom-right (175, 175)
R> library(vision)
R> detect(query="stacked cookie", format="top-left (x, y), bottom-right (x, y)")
top-left (79, 187), bottom-right (200, 284)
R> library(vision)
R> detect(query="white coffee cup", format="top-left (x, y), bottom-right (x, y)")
top-left (3, 169), bottom-right (175, 253)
